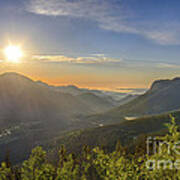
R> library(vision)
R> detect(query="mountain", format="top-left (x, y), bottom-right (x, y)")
top-left (87, 77), bottom-right (180, 125)
top-left (117, 77), bottom-right (180, 115)
top-left (0, 72), bottom-right (97, 130)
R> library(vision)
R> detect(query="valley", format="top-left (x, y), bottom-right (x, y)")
top-left (1, 72), bottom-right (180, 166)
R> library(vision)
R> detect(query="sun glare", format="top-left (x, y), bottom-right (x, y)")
top-left (4, 45), bottom-right (23, 63)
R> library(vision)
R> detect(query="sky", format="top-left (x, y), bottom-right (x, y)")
top-left (0, 0), bottom-right (180, 90)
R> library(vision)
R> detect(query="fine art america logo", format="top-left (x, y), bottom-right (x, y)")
top-left (146, 136), bottom-right (180, 170)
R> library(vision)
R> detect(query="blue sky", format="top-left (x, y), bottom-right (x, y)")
top-left (0, 0), bottom-right (180, 89)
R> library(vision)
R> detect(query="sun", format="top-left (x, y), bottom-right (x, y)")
top-left (4, 45), bottom-right (23, 63)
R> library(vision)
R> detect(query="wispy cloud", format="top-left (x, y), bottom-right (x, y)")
top-left (31, 54), bottom-right (121, 64)
top-left (26, 0), bottom-right (180, 45)
top-left (156, 63), bottom-right (180, 69)
top-left (30, 54), bottom-right (180, 70)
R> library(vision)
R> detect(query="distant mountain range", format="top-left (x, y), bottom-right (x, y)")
top-left (36, 80), bottom-right (133, 104)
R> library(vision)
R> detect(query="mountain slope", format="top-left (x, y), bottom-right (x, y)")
top-left (120, 77), bottom-right (180, 114)
top-left (87, 77), bottom-right (180, 125)
top-left (76, 92), bottom-right (115, 112)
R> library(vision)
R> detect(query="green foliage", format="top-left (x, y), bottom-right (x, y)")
top-left (21, 147), bottom-right (55, 179)
top-left (1, 116), bottom-right (180, 179)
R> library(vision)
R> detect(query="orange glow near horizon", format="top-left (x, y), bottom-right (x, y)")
top-left (29, 76), bottom-right (148, 91)
top-left (0, 68), bottom-right (149, 91)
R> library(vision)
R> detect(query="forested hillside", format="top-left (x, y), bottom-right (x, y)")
top-left (49, 110), bottom-right (180, 155)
